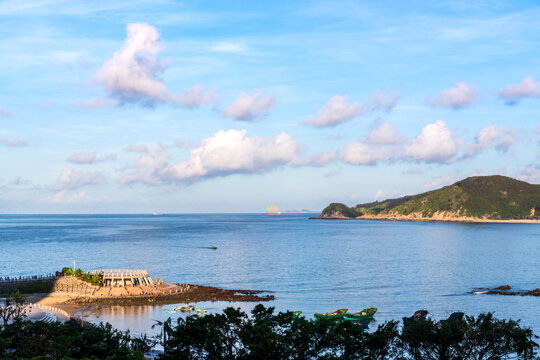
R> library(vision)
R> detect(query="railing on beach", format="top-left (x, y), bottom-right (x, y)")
top-left (0, 274), bottom-right (60, 285)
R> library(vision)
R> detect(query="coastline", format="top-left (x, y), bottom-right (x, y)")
top-left (22, 283), bottom-right (274, 317)
top-left (311, 214), bottom-right (540, 224)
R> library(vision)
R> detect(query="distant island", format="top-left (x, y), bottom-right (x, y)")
top-left (313, 175), bottom-right (540, 223)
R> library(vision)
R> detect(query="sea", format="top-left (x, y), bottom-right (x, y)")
top-left (1, 214), bottom-right (539, 336)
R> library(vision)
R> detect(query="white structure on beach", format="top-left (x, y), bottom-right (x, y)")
top-left (87, 269), bottom-right (154, 287)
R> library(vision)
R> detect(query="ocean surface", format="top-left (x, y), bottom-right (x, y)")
top-left (1, 214), bottom-right (540, 336)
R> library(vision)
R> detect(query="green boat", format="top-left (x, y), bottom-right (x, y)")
top-left (315, 308), bottom-right (377, 322)
top-left (292, 311), bottom-right (302, 319)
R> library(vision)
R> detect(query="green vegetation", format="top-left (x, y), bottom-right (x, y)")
top-left (16, 281), bottom-right (53, 294)
top-left (1, 304), bottom-right (539, 359)
top-left (63, 267), bottom-right (103, 286)
top-left (155, 304), bottom-right (538, 359)
top-left (321, 176), bottom-right (540, 220)
top-left (0, 292), bottom-right (28, 326)
top-left (0, 319), bottom-right (152, 359)
top-left (321, 203), bottom-right (363, 218)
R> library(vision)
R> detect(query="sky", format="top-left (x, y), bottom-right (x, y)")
top-left (0, 0), bottom-right (539, 213)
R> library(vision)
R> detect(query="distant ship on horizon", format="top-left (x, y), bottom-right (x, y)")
top-left (152, 212), bottom-right (166, 216)
top-left (265, 205), bottom-right (282, 215)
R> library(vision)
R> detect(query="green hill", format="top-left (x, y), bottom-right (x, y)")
top-left (318, 175), bottom-right (540, 221)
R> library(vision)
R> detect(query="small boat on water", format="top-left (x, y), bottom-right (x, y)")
top-left (403, 309), bottom-right (429, 326)
top-left (196, 308), bottom-right (207, 314)
top-left (173, 305), bottom-right (195, 312)
top-left (292, 311), bottom-right (302, 319)
top-left (315, 308), bottom-right (377, 322)
top-left (152, 213), bottom-right (166, 216)
top-left (265, 205), bottom-right (282, 215)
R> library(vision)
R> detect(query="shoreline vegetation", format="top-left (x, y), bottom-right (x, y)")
top-left (1, 303), bottom-right (539, 359)
top-left (313, 175), bottom-right (540, 223)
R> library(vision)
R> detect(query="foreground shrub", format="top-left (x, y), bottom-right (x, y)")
top-left (0, 319), bottom-right (153, 359)
top-left (158, 305), bottom-right (538, 360)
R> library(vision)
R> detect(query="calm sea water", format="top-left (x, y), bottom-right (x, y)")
top-left (1, 214), bottom-right (539, 336)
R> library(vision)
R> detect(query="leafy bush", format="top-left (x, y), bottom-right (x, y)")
top-left (61, 267), bottom-right (72, 276)
top-left (0, 319), bottom-right (152, 359)
top-left (73, 268), bottom-right (83, 277)
top-left (157, 305), bottom-right (538, 360)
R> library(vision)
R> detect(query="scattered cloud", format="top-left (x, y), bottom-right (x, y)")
top-left (424, 171), bottom-right (460, 189)
top-left (515, 166), bottom-right (540, 183)
top-left (45, 190), bottom-right (109, 204)
top-left (362, 90), bottom-right (400, 112)
top-left (402, 120), bottom-right (462, 163)
top-left (303, 95), bottom-right (361, 127)
top-left (66, 151), bottom-right (116, 164)
top-left (209, 42), bottom-right (247, 53)
top-left (96, 22), bottom-right (217, 107)
top-left (429, 82), bottom-right (479, 109)
top-left (75, 98), bottom-right (111, 109)
top-left (120, 129), bottom-right (301, 185)
top-left (342, 142), bottom-right (388, 165)
top-left (51, 168), bottom-right (106, 190)
top-left (367, 121), bottom-right (402, 145)
top-left (290, 150), bottom-right (339, 167)
top-left (374, 189), bottom-right (386, 200)
top-left (0, 106), bottom-right (11, 118)
top-left (67, 151), bottom-right (96, 164)
top-left (303, 90), bottom-right (400, 128)
top-left (222, 91), bottom-right (276, 121)
top-left (10, 177), bottom-right (30, 186)
top-left (497, 76), bottom-right (540, 105)
top-left (125, 144), bottom-right (150, 153)
top-left (0, 137), bottom-right (28, 147)
top-left (463, 124), bottom-right (516, 158)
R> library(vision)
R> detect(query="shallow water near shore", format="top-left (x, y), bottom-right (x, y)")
top-left (1, 214), bottom-right (540, 336)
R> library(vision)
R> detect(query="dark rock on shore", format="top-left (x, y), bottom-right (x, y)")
top-left (66, 284), bottom-right (274, 306)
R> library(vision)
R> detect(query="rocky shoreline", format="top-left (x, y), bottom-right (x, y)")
top-left (65, 284), bottom-right (274, 306)
top-left (311, 214), bottom-right (540, 224)
top-left (476, 285), bottom-right (540, 296)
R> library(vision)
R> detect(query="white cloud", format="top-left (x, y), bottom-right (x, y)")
top-left (45, 190), bottom-right (109, 204)
top-left (367, 121), bottom-right (402, 145)
top-left (374, 189), bottom-right (386, 200)
top-left (120, 130), bottom-right (301, 184)
top-left (52, 169), bottom-right (106, 190)
top-left (429, 82), bottom-right (479, 109)
top-left (402, 120), bottom-right (462, 163)
top-left (0, 137), bottom-right (28, 147)
top-left (125, 144), bottom-right (150, 153)
top-left (66, 151), bottom-right (116, 164)
top-left (289, 150), bottom-right (339, 167)
top-left (209, 42), bottom-right (247, 53)
top-left (362, 90), bottom-right (400, 112)
top-left (463, 124), bottom-right (516, 158)
top-left (304, 90), bottom-right (400, 128)
top-left (342, 142), bottom-right (388, 165)
top-left (0, 106), bottom-right (12, 118)
top-left (96, 22), bottom-right (217, 107)
top-left (222, 91), bottom-right (276, 121)
top-left (498, 76), bottom-right (540, 105)
top-left (303, 95), bottom-right (361, 127)
top-left (424, 172), bottom-right (460, 189)
top-left (67, 151), bottom-right (97, 164)
top-left (75, 98), bottom-right (110, 109)
top-left (515, 166), bottom-right (540, 183)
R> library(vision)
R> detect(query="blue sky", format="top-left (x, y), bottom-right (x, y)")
top-left (0, 0), bottom-right (539, 213)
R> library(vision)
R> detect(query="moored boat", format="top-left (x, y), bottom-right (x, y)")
top-left (315, 308), bottom-right (377, 322)
top-left (173, 304), bottom-right (195, 312)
